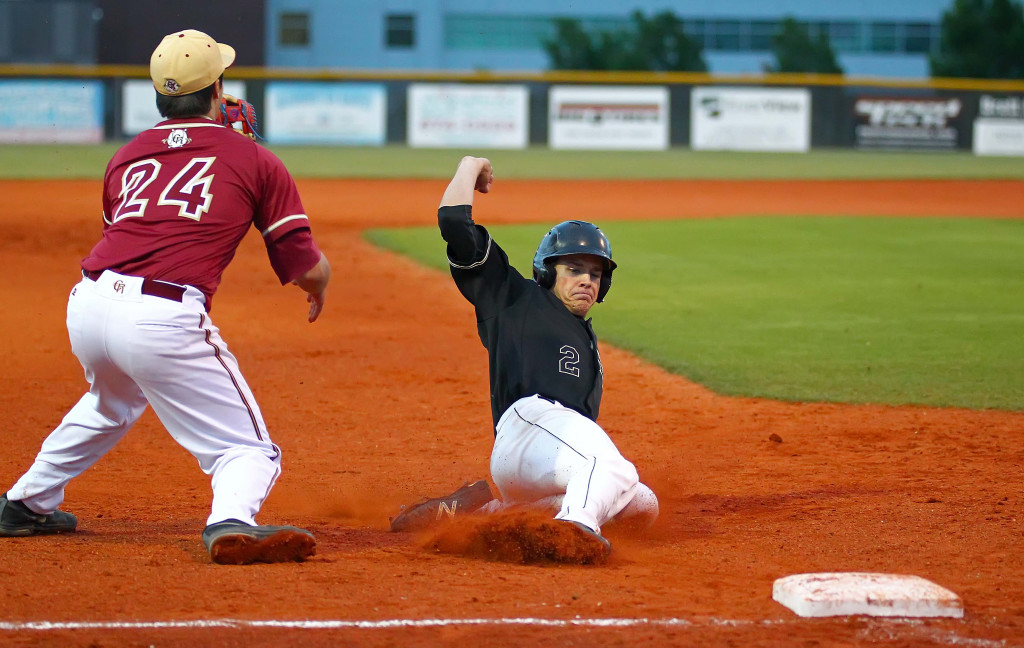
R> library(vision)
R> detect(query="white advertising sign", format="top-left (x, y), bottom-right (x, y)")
top-left (973, 120), bottom-right (1024, 156)
top-left (0, 80), bottom-right (103, 143)
top-left (973, 95), bottom-right (1024, 156)
top-left (692, 87), bottom-right (811, 152)
top-left (122, 79), bottom-right (246, 136)
top-left (549, 86), bottom-right (669, 150)
top-left (266, 82), bottom-right (386, 145)
top-left (407, 84), bottom-right (528, 149)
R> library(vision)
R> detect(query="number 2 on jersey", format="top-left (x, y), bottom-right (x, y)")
top-left (112, 157), bottom-right (216, 223)
top-left (559, 345), bottom-right (581, 377)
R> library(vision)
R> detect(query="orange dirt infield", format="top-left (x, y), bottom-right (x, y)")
top-left (1, 178), bottom-right (1022, 647)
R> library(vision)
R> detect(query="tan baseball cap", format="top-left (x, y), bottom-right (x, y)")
top-left (150, 29), bottom-right (236, 96)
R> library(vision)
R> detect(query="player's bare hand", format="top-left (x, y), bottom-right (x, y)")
top-left (306, 290), bottom-right (325, 323)
top-left (473, 159), bottom-right (493, 194)
top-left (457, 156), bottom-right (493, 193)
top-left (292, 253), bottom-right (330, 323)
top-left (441, 157), bottom-right (494, 207)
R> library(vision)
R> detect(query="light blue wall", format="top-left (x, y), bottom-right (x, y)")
top-left (268, 0), bottom-right (441, 68)
top-left (266, 0), bottom-right (953, 77)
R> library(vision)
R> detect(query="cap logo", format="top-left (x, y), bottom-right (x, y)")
top-left (163, 79), bottom-right (180, 94)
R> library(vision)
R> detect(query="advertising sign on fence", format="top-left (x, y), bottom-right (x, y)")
top-left (266, 82), bottom-right (386, 145)
top-left (853, 96), bottom-right (962, 151)
top-left (548, 86), bottom-right (669, 150)
top-left (0, 80), bottom-right (103, 143)
top-left (691, 87), bottom-right (810, 152)
top-left (122, 79), bottom-right (247, 136)
top-left (973, 94), bottom-right (1024, 156)
top-left (407, 84), bottom-right (528, 149)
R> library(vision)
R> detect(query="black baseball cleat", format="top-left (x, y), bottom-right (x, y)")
top-left (389, 480), bottom-right (494, 532)
top-left (0, 492), bottom-right (78, 537)
top-left (202, 519), bottom-right (316, 565)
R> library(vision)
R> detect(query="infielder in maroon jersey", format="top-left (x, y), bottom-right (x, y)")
top-left (0, 30), bottom-right (331, 565)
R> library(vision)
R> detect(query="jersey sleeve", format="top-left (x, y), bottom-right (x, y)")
top-left (253, 146), bottom-right (322, 283)
top-left (439, 205), bottom-right (489, 265)
top-left (438, 204), bottom-right (528, 319)
top-left (265, 228), bottom-right (322, 285)
top-left (100, 155), bottom-right (119, 229)
top-left (253, 146), bottom-right (312, 243)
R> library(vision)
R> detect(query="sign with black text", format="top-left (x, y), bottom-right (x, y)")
top-left (549, 86), bottom-right (669, 150)
top-left (853, 97), bottom-right (963, 151)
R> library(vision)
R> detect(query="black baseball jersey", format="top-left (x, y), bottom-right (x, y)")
top-left (438, 205), bottom-right (603, 429)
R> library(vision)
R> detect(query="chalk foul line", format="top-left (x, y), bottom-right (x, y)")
top-left (0, 616), bottom-right (1010, 647)
top-left (4, 618), bottom-right (704, 631)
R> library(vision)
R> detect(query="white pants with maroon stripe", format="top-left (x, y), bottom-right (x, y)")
top-left (7, 272), bottom-right (281, 526)
top-left (484, 394), bottom-right (656, 534)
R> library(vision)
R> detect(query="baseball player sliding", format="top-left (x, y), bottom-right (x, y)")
top-left (390, 157), bottom-right (658, 558)
top-left (0, 30), bottom-right (331, 565)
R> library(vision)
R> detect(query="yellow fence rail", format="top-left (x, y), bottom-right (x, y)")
top-left (2, 63), bottom-right (1024, 92)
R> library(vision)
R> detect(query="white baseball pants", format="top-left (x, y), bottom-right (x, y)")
top-left (7, 272), bottom-right (281, 526)
top-left (485, 394), bottom-right (652, 534)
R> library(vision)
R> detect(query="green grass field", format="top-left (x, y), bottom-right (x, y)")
top-left (367, 216), bottom-right (1024, 411)
top-left (3, 143), bottom-right (1024, 180)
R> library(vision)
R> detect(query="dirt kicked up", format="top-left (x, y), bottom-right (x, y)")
top-left (0, 177), bottom-right (1021, 647)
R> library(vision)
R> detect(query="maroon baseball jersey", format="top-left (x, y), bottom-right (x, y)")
top-left (83, 117), bottom-right (321, 305)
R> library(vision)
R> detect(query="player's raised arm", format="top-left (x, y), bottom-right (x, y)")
top-left (438, 157), bottom-right (494, 260)
top-left (440, 156), bottom-right (493, 207)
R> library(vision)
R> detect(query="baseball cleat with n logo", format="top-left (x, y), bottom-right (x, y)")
top-left (390, 480), bottom-right (493, 532)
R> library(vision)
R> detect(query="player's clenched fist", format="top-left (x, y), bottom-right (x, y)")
top-left (440, 156), bottom-right (493, 207)
top-left (468, 157), bottom-right (494, 194)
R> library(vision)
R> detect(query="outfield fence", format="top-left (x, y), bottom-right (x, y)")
top-left (1, 65), bottom-right (1022, 155)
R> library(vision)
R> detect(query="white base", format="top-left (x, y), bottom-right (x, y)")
top-left (773, 572), bottom-right (963, 618)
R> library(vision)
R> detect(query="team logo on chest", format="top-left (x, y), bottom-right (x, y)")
top-left (164, 129), bottom-right (191, 149)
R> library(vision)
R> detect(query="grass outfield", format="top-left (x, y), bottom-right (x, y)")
top-left (2, 143), bottom-right (1024, 180)
top-left (367, 217), bottom-right (1024, 411)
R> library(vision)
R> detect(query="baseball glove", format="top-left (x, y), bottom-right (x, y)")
top-left (220, 94), bottom-right (261, 140)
